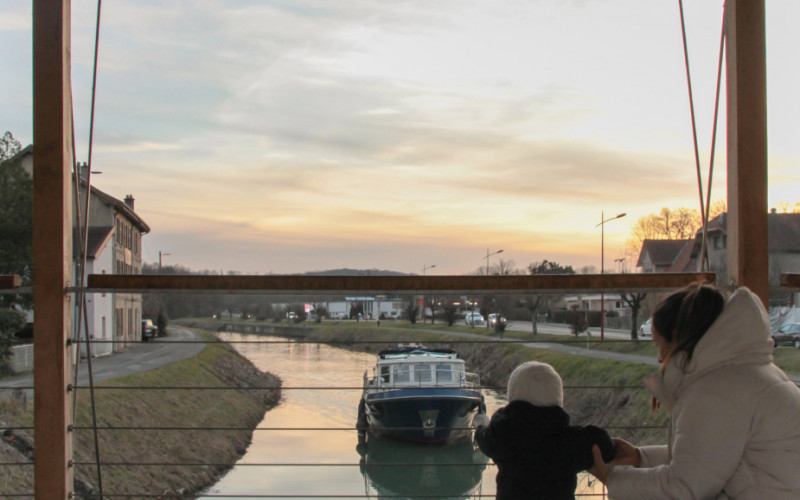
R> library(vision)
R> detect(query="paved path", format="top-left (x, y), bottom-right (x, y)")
top-left (0, 327), bottom-right (202, 401)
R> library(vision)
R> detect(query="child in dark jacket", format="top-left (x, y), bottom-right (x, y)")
top-left (474, 361), bottom-right (616, 500)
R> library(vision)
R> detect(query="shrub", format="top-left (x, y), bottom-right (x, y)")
top-left (0, 309), bottom-right (26, 375)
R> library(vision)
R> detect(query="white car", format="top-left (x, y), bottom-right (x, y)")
top-left (464, 312), bottom-right (484, 326)
top-left (639, 318), bottom-right (652, 338)
top-left (488, 313), bottom-right (507, 327)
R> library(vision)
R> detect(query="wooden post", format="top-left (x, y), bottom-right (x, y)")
top-left (725, 0), bottom-right (769, 305)
top-left (33, 0), bottom-right (74, 497)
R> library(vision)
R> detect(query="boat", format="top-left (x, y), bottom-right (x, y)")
top-left (357, 344), bottom-right (487, 443)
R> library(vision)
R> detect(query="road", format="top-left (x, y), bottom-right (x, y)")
top-left (0, 327), bottom-right (202, 402)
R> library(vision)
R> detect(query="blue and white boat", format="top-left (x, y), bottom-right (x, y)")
top-left (357, 344), bottom-right (486, 443)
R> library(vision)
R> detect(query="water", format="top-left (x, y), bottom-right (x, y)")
top-left (198, 333), bottom-right (603, 499)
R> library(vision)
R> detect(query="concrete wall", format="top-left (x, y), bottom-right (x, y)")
top-left (10, 344), bottom-right (34, 373)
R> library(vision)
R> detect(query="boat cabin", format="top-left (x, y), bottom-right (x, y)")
top-left (370, 346), bottom-right (477, 388)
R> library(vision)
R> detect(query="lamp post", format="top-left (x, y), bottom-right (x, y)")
top-left (421, 264), bottom-right (436, 322)
top-left (484, 249), bottom-right (503, 329)
top-left (595, 212), bottom-right (626, 340)
top-left (614, 258), bottom-right (626, 273)
top-left (158, 251), bottom-right (171, 272)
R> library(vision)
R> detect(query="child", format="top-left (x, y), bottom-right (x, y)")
top-left (474, 361), bottom-right (616, 500)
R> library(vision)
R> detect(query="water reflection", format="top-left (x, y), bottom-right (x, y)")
top-left (357, 435), bottom-right (488, 499)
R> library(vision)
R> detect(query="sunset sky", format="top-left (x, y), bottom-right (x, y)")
top-left (2, 1), bottom-right (798, 275)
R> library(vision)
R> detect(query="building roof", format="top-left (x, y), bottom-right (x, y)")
top-left (83, 180), bottom-right (150, 233)
top-left (11, 144), bottom-right (150, 233)
top-left (769, 213), bottom-right (800, 253)
top-left (637, 239), bottom-right (694, 268)
top-left (73, 226), bottom-right (114, 260)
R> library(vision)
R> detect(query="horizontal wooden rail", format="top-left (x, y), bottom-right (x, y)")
top-left (83, 272), bottom-right (716, 295)
top-left (781, 273), bottom-right (800, 289)
top-left (0, 275), bottom-right (21, 289)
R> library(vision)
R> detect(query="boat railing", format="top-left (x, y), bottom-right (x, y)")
top-left (367, 369), bottom-right (481, 391)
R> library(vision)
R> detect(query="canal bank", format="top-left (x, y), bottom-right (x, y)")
top-left (0, 330), bottom-right (281, 498)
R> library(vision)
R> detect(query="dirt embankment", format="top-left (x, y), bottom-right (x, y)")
top-left (0, 337), bottom-right (281, 499)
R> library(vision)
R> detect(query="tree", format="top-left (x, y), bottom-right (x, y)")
top-left (0, 135), bottom-right (33, 308)
top-left (525, 260), bottom-right (575, 334)
top-left (403, 299), bottom-right (419, 324)
top-left (0, 131), bottom-right (21, 161)
top-left (442, 301), bottom-right (459, 326)
top-left (621, 292), bottom-right (647, 340)
top-left (774, 201), bottom-right (800, 214)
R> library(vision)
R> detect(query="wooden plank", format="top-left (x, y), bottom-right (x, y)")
top-left (0, 275), bottom-right (21, 289)
top-left (725, 0), bottom-right (769, 305)
top-left (33, 0), bottom-right (74, 498)
top-left (781, 273), bottom-right (800, 289)
top-left (85, 272), bottom-right (716, 294)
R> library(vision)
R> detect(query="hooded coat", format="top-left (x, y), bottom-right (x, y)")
top-left (606, 287), bottom-right (800, 499)
top-left (475, 401), bottom-right (616, 500)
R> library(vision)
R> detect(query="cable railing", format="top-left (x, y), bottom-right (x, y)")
top-left (4, 272), bottom-right (799, 498)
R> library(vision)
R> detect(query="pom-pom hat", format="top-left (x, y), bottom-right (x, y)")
top-left (506, 361), bottom-right (564, 407)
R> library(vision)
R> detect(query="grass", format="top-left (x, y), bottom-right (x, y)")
top-left (0, 330), bottom-right (280, 498)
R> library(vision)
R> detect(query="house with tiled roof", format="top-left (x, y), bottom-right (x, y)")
top-left (7, 146), bottom-right (150, 356)
top-left (636, 239), bottom-right (696, 273)
top-left (75, 163), bottom-right (151, 353)
top-left (641, 211), bottom-right (800, 306)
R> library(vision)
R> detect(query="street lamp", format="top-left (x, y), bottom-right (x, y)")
top-left (484, 249), bottom-right (503, 329)
top-left (422, 264), bottom-right (436, 275)
top-left (595, 212), bottom-right (626, 340)
top-left (158, 251), bottom-right (171, 272)
top-left (614, 258), bottom-right (626, 273)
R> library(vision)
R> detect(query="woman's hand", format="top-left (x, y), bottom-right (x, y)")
top-left (590, 438), bottom-right (642, 485)
top-left (610, 438), bottom-right (641, 467)
top-left (589, 445), bottom-right (612, 484)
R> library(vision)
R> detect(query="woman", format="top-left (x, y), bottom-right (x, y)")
top-left (590, 284), bottom-right (800, 499)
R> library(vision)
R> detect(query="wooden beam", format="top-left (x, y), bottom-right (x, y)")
top-left (33, 0), bottom-right (74, 498)
top-left (725, 0), bottom-right (769, 305)
top-left (85, 272), bottom-right (715, 295)
top-left (781, 273), bottom-right (800, 290)
top-left (0, 275), bottom-right (21, 289)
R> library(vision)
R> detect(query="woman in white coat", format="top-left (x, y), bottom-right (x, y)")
top-left (590, 284), bottom-right (800, 499)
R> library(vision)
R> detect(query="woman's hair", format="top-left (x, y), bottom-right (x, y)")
top-left (652, 282), bottom-right (725, 369)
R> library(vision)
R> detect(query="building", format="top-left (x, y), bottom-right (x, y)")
top-left (638, 211), bottom-right (800, 306)
top-left (636, 239), bottom-right (697, 273)
top-left (5, 147), bottom-right (150, 353)
top-left (699, 211), bottom-right (800, 305)
top-left (75, 167), bottom-right (150, 352)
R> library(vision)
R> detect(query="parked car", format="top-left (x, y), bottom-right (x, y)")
top-left (771, 322), bottom-right (800, 348)
top-left (639, 318), bottom-right (652, 338)
top-left (464, 312), bottom-right (484, 326)
top-left (287, 311), bottom-right (298, 321)
top-left (141, 319), bottom-right (157, 341)
top-left (487, 313), bottom-right (507, 327)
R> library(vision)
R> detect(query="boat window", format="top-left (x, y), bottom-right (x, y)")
top-left (436, 364), bottom-right (453, 382)
top-left (416, 365), bottom-right (432, 383)
top-left (380, 366), bottom-right (390, 383)
top-left (392, 364), bottom-right (410, 383)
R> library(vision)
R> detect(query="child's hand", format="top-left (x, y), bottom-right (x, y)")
top-left (589, 445), bottom-right (612, 484)
top-left (610, 438), bottom-right (641, 467)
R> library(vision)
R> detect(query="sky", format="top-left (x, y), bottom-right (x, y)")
top-left (2, 1), bottom-right (799, 275)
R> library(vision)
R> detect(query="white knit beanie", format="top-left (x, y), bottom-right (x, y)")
top-left (506, 361), bottom-right (563, 407)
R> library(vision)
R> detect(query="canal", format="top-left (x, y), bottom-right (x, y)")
top-left (198, 332), bottom-right (603, 499)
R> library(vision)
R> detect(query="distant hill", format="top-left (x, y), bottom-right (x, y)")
top-left (302, 268), bottom-right (411, 276)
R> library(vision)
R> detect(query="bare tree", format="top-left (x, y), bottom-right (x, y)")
top-left (621, 292), bottom-right (647, 340)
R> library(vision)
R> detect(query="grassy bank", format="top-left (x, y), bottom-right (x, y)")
top-left (0, 330), bottom-right (281, 498)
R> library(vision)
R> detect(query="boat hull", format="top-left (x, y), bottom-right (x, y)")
top-left (362, 388), bottom-right (483, 443)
